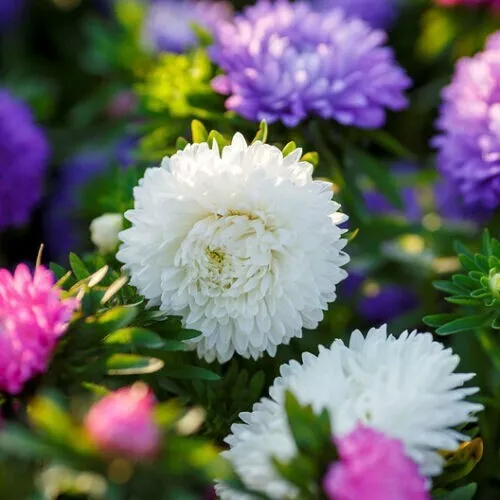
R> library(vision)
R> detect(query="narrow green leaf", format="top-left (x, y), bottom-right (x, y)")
top-left (175, 136), bottom-right (188, 150)
top-left (282, 141), bottom-right (297, 157)
top-left (96, 306), bottom-right (138, 332)
top-left (104, 327), bottom-right (166, 348)
top-left (482, 229), bottom-right (492, 256)
top-left (433, 280), bottom-right (463, 295)
top-left (191, 120), bottom-right (208, 143)
top-left (106, 354), bottom-right (164, 375)
top-left (163, 365), bottom-right (221, 381)
top-left (423, 313), bottom-right (458, 328)
top-left (69, 253), bottom-right (90, 280)
top-left (252, 120), bottom-right (268, 144)
top-left (435, 484), bottom-right (477, 500)
top-left (436, 315), bottom-right (488, 335)
top-left (207, 130), bottom-right (228, 151)
top-left (301, 151), bottom-right (319, 167)
top-left (50, 263), bottom-right (68, 280)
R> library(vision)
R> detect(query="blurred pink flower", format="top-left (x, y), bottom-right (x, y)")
top-left (324, 426), bottom-right (429, 500)
top-left (436, 0), bottom-right (500, 10)
top-left (0, 264), bottom-right (78, 394)
top-left (85, 384), bottom-right (160, 460)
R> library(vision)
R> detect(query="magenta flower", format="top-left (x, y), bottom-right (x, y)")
top-left (324, 426), bottom-right (429, 500)
top-left (85, 384), bottom-right (160, 460)
top-left (0, 264), bottom-right (78, 394)
top-left (436, 0), bottom-right (500, 10)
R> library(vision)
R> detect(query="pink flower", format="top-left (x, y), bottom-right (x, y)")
top-left (84, 384), bottom-right (160, 460)
top-left (435, 0), bottom-right (500, 10)
top-left (0, 264), bottom-right (78, 394)
top-left (324, 426), bottom-right (429, 500)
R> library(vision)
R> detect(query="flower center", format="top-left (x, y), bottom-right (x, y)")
top-left (175, 211), bottom-right (282, 298)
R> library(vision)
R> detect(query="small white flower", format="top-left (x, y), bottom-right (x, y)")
top-left (217, 325), bottom-right (483, 499)
top-left (117, 133), bottom-right (349, 362)
top-left (90, 213), bottom-right (124, 253)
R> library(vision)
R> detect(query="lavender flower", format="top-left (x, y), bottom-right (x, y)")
top-left (0, 90), bottom-right (50, 231)
top-left (434, 32), bottom-right (500, 213)
top-left (143, 0), bottom-right (233, 54)
top-left (211, 0), bottom-right (410, 128)
top-left (313, 0), bottom-right (395, 29)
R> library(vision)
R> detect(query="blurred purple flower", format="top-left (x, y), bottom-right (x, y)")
top-left (340, 270), bottom-right (419, 323)
top-left (43, 139), bottom-right (135, 263)
top-left (143, 0), bottom-right (233, 54)
top-left (313, 0), bottom-right (396, 29)
top-left (211, 0), bottom-right (410, 128)
top-left (0, 90), bottom-right (50, 231)
top-left (0, 0), bottom-right (24, 30)
top-left (434, 32), bottom-right (500, 213)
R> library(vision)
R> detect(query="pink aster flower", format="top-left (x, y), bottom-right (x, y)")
top-left (84, 384), bottom-right (160, 460)
top-left (324, 426), bottom-right (429, 500)
top-left (0, 264), bottom-right (78, 394)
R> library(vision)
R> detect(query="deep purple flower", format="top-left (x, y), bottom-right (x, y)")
top-left (313, 0), bottom-right (396, 29)
top-left (143, 0), bottom-right (233, 54)
top-left (434, 32), bottom-right (500, 213)
top-left (340, 270), bottom-right (419, 323)
top-left (0, 0), bottom-right (24, 30)
top-left (0, 90), bottom-right (50, 231)
top-left (211, 0), bottom-right (410, 128)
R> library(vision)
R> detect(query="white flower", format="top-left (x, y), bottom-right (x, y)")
top-left (90, 213), bottom-right (124, 253)
top-left (217, 325), bottom-right (483, 499)
top-left (117, 133), bottom-right (349, 362)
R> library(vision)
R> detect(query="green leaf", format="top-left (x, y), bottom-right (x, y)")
top-left (282, 141), bottom-right (297, 157)
top-left (104, 327), bottom-right (166, 348)
top-left (163, 365), bottom-right (221, 381)
top-left (175, 136), bottom-right (188, 150)
top-left (50, 263), bottom-right (68, 280)
top-left (191, 120), bottom-right (208, 143)
top-left (433, 280), bottom-right (463, 295)
top-left (100, 275), bottom-right (129, 304)
top-left (436, 315), bottom-right (488, 335)
top-left (366, 129), bottom-right (415, 158)
top-left (207, 130), bottom-right (228, 151)
top-left (482, 229), bottom-right (492, 256)
top-left (96, 306), bottom-right (138, 332)
top-left (454, 240), bottom-right (474, 260)
top-left (301, 151), bottom-right (319, 167)
top-left (348, 147), bottom-right (403, 209)
top-left (423, 313), bottom-right (458, 328)
top-left (434, 484), bottom-right (477, 500)
top-left (69, 253), bottom-right (90, 280)
top-left (106, 354), bottom-right (164, 375)
top-left (252, 120), bottom-right (268, 144)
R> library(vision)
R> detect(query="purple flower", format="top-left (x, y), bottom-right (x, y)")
top-left (43, 139), bottom-right (134, 263)
top-left (340, 270), bottom-right (419, 323)
top-left (324, 425), bottom-right (429, 500)
top-left (211, 0), bottom-right (410, 128)
top-left (434, 32), bottom-right (500, 213)
top-left (0, 0), bottom-right (24, 30)
top-left (143, 0), bottom-right (233, 54)
top-left (313, 0), bottom-right (395, 29)
top-left (0, 90), bottom-right (50, 231)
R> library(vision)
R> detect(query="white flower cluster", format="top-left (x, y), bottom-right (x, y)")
top-left (217, 326), bottom-right (483, 499)
top-left (117, 133), bottom-right (349, 362)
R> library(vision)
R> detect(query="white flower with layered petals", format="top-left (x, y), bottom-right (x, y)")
top-left (217, 325), bottom-right (483, 499)
top-left (90, 213), bottom-right (124, 253)
top-left (116, 133), bottom-right (349, 362)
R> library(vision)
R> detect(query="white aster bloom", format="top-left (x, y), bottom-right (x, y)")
top-left (117, 133), bottom-right (349, 362)
top-left (217, 325), bottom-right (483, 499)
top-left (90, 213), bottom-right (124, 254)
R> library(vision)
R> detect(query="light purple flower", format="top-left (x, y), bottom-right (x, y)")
top-left (211, 0), bottom-right (410, 128)
top-left (324, 425), bottom-right (429, 500)
top-left (0, 90), bottom-right (50, 231)
top-left (313, 0), bottom-right (395, 29)
top-left (143, 0), bottom-right (233, 54)
top-left (434, 32), bottom-right (500, 213)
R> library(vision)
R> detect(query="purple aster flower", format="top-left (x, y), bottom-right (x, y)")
top-left (313, 0), bottom-right (396, 29)
top-left (0, 90), bottom-right (50, 231)
top-left (211, 0), bottom-right (411, 128)
top-left (143, 0), bottom-right (233, 54)
top-left (0, 0), bottom-right (24, 30)
top-left (434, 32), bottom-right (500, 213)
